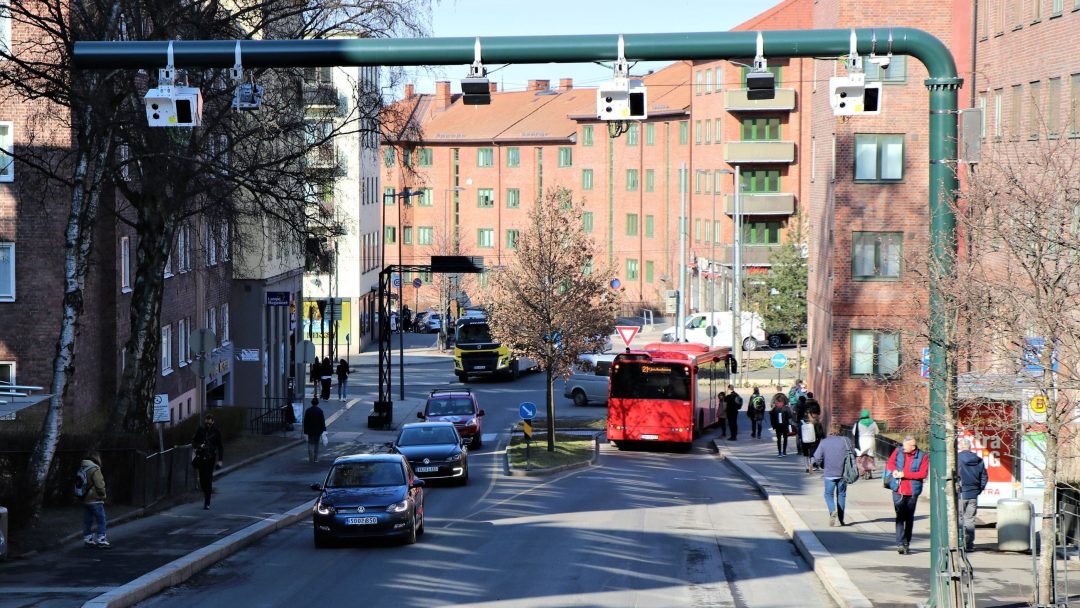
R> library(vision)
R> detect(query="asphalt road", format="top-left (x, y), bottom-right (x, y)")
top-left (139, 358), bottom-right (834, 608)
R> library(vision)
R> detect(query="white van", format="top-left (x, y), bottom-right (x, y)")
top-left (660, 311), bottom-right (767, 351)
top-left (563, 353), bottom-right (616, 407)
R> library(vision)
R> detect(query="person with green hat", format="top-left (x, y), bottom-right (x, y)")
top-left (852, 409), bottom-right (880, 480)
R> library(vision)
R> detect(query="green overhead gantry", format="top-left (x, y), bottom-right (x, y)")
top-left (73, 29), bottom-right (960, 603)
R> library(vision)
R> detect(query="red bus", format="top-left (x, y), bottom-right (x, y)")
top-left (606, 343), bottom-right (733, 448)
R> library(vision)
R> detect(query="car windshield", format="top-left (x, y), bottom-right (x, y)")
top-left (427, 397), bottom-right (475, 416)
top-left (397, 426), bottom-right (460, 446)
top-left (610, 362), bottom-right (691, 400)
top-left (456, 323), bottom-right (492, 343)
top-left (326, 462), bottom-right (405, 488)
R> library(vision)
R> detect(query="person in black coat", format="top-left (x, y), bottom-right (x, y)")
top-left (723, 384), bottom-right (743, 440)
top-left (303, 398), bottom-right (327, 463)
top-left (768, 393), bottom-right (792, 456)
top-left (191, 413), bottom-right (224, 509)
top-left (958, 438), bottom-right (989, 551)
top-left (319, 357), bottom-right (332, 400)
top-left (336, 359), bottom-right (350, 400)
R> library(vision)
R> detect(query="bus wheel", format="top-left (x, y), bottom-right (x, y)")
top-left (510, 360), bottom-right (520, 380)
top-left (572, 390), bottom-right (588, 407)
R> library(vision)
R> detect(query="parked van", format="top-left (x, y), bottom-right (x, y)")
top-left (660, 311), bottom-right (767, 351)
top-left (563, 353), bottom-right (616, 407)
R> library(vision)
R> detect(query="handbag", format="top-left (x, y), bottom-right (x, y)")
top-left (320, 432), bottom-right (329, 447)
top-left (882, 469), bottom-right (893, 489)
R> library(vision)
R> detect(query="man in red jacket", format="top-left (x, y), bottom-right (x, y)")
top-left (887, 436), bottom-right (929, 554)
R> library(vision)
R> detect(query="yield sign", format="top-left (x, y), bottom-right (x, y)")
top-left (616, 326), bottom-right (640, 348)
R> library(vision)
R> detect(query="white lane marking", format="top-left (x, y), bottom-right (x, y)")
top-left (481, 433), bottom-right (497, 443)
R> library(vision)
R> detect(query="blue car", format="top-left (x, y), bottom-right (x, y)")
top-left (311, 453), bottom-right (425, 547)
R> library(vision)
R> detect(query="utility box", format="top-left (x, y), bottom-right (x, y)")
top-left (997, 498), bottom-right (1034, 552)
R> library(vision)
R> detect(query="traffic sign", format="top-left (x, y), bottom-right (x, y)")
top-left (523, 420), bottom-right (532, 439)
top-left (191, 328), bottom-right (216, 356)
top-left (616, 326), bottom-right (639, 348)
top-left (610, 278), bottom-right (621, 290)
top-left (151, 394), bottom-right (170, 423)
top-left (519, 401), bottom-right (536, 420)
top-left (392, 274), bottom-right (402, 289)
top-left (1031, 394), bottom-right (1048, 415)
top-left (412, 277), bottom-right (423, 289)
top-left (770, 353), bottom-right (788, 369)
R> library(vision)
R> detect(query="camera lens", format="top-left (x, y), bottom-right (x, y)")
top-left (605, 96), bottom-right (613, 103)
top-left (605, 106), bottom-right (612, 113)
top-left (151, 103), bottom-right (160, 110)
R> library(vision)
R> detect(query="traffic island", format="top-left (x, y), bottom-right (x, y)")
top-left (505, 418), bottom-right (604, 476)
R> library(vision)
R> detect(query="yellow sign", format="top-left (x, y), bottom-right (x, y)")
top-left (523, 421), bottom-right (532, 439)
top-left (1030, 395), bottom-right (1048, 414)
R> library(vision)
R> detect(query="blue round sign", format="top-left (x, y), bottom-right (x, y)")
top-left (519, 401), bottom-right (537, 420)
top-left (610, 278), bottom-right (621, 290)
top-left (412, 277), bottom-right (423, 289)
top-left (392, 274), bottom-right (401, 288)
top-left (771, 353), bottom-right (789, 369)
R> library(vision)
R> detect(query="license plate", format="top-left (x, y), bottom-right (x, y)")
top-left (345, 516), bottom-right (378, 525)
top-left (640, 434), bottom-right (659, 440)
top-left (473, 365), bottom-right (485, 370)
top-left (416, 466), bottom-right (438, 472)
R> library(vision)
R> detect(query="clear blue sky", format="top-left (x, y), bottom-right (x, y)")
top-left (400, 0), bottom-right (784, 96)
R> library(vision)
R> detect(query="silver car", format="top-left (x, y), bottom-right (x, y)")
top-left (563, 354), bottom-right (616, 407)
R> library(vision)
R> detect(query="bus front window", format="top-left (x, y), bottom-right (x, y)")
top-left (611, 363), bottom-right (691, 400)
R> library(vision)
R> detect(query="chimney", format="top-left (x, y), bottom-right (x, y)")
top-left (404, 83), bottom-right (415, 98)
top-left (559, 78), bottom-right (573, 91)
top-left (434, 80), bottom-right (451, 110)
top-left (527, 79), bottom-right (550, 92)
top-left (488, 82), bottom-right (498, 93)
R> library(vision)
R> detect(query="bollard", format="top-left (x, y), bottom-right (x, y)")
top-left (997, 498), bottom-right (1034, 552)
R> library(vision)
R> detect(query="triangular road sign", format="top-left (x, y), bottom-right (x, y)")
top-left (616, 325), bottom-right (640, 348)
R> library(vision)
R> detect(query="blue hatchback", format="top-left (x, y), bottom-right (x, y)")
top-left (311, 453), bottom-right (425, 547)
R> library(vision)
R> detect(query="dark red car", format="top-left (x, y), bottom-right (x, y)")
top-left (418, 388), bottom-right (485, 448)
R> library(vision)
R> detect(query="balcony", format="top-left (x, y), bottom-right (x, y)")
top-left (717, 245), bottom-right (781, 267)
top-left (723, 193), bottom-right (795, 216)
top-left (723, 141), bottom-right (795, 164)
top-left (304, 83), bottom-right (339, 108)
top-left (305, 143), bottom-right (345, 175)
top-left (724, 88), bottom-right (796, 112)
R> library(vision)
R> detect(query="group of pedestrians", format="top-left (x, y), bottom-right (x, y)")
top-left (308, 357), bottom-right (350, 400)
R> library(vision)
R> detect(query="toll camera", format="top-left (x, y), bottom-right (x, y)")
top-left (596, 78), bottom-right (647, 121)
top-left (144, 85), bottom-right (203, 128)
top-left (828, 73), bottom-right (881, 117)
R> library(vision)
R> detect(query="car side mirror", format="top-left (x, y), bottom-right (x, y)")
top-left (310, 483), bottom-right (322, 491)
top-left (417, 412), bottom-right (426, 419)
top-left (477, 409), bottom-right (485, 417)
top-left (411, 478), bottom-right (425, 488)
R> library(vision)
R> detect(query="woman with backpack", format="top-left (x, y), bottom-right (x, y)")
top-left (747, 387), bottom-right (767, 439)
top-left (799, 410), bottom-right (824, 474)
top-left (853, 409), bottom-right (880, 479)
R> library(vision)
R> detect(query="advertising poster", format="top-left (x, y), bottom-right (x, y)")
top-left (302, 299), bottom-right (351, 345)
top-left (958, 401), bottom-right (1017, 508)
top-left (1021, 431), bottom-right (1047, 514)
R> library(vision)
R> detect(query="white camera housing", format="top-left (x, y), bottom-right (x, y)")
top-left (144, 86), bottom-right (203, 127)
top-left (867, 54), bottom-right (891, 71)
top-left (829, 74), bottom-right (881, 116)
top-left (596, 78), bottom-right (647, 121)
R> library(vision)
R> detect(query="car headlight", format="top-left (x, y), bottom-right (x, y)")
top-left (315, 500), bottom-right (335, 516)
top-left (387, 499), bottom-right (410, 513)
top-left (447, 452), bottom-right (462, 462)
top-left (465, 418), bottom-right (478, 427)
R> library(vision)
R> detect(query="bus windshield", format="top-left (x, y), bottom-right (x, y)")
top-left (610, 363), bottom-right (691, 400)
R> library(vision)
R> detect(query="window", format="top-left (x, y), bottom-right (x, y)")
top-left (704, 221), bottom-right (712, 243)
top-left (383, 147), bottom-right (395, 167)
top-left (864, 55), bottom-right (907, 83)
top-left (582, 125), bottom-right (593, 147)
top-left (704, 70), bottom-right (712, 93)
top-left (403, 226), bottom-right (413, 245)
top-left (626, 258), bottom-right (639, 280)
top-left (384, 226), bottom-right (396, 244)
top-left (477, 148), bottom-right (494, 167)
top-left (715, 119), bottom-right (722, 143)
top-left (177, 318), bottom-right (189, 365)
top-left (220, 223), bottom-right (230, 262)
top-left (626, 213), bottom-right (639, 236)
top-left (645, 215), bottom-right (654, 238)
top-left (743, 221), bottom-right (781, 245)
top-left (646, 123), bottom-right (655, 145)
top-left (1071, 74), bottom-right (1080, 136)
top-left (740, 117), bottom-right (781, 141)
top-left (477, 228), bottom-right (494, 248)
top-left (0, 242), bottom-right (13, 301)
top-left (1049, 78), bottom-right (1062, 137)
top-left (0, 122), bottom-right (12, 182)
top-left (418, 227), bottom-right (434, 245)
top-left (478, 271), bottom-right (489, 288)
top-left (695, 120), bottom-right (702, 144)
top-left (994, 88), bottom-right (1003, 138)
top-left (384, 187), bottom-right (396, 205)
top-left (695, 171), bottom-right (704, 194)
top-left (582, 169), bottom-right (594, 191)
top-left (178, 224), bottom-right (191, 272)
top-left (850, 330), bottom-right (900, 377)
top-left (714, 221), bottom-right (721, 244)
top-left (477, 188), bottom-right (494, 208)
top-left (206, 227), bottom-right (217, 267)
top-left (506, 147), bottom-right (520, 167)
top-left (645, 169), bottom-right (655, 192)
top-left (418, 188), bottom-right (433, 207)
top-left (645, 260), bottom-right (654, 282)
top-left (1010, 84), bottom-right (1022, 139)
top-left (739, 169), bottom-right (780, 193)
top-left (506, 229), bottom-right (519, 250)
top-left (696, 70), bottom-right (703, 95)
top-left (0, 362), bottom-right (14, 387)
top-left (163, 247), bottom-right (172, 279)
top-left (715, 67), bottom-right (722, 91)
top-left (854, 134), bottom-right (904, 181)
top-left (506, 188), bottom-right (520, 208)
top-left (1029, 80), bottom-right (1042, 139)
top-left (852, 232), bottom-right (902, 280)
top-left (694, 219), bottom-right (701, 243)
top-left (558, 147), bottom-right (573, 167)
top-left (120, 236), bottom-right (131, 292)
top-left (627, 124), bottom-right (639, 146)
top-left (679, 121), bottom-right (689, 145)
top-left (222, 304), bottom-right (230, 343)
top-left (979, 0), bottom-right (989, 37)
top-left (417, 148), bottom-right (432, 167)
top-left (1053, 0), bottom-right (1063, 15)
top-left (978, 93), bottom-right (987, 139)
top-left (0, 0), bottom-right (10, 58)
top-left (704, 119), bottom-right (712, 144)
top-left (626, 169), bottom-right (638, 191)
top-left (1032, 0), bottom-right (1042, 21)
top-left (582, 212), bottom-right (594, 233)
top-left (207, 308), bottom-right (217, 344)
top-left (161, 325), bottom-right (173, 374)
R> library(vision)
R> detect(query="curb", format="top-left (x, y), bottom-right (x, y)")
top-left (505, 435), bottom-right (600, 477)
top-left (713, 441), bottom-right (873, 608)
top-left (82, 499), bottom-right (316, 608)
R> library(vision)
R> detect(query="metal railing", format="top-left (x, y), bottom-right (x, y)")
top-left (931, 469), bottom-right (976, 608)
top-left (247, 398), bottom-right (295, 437)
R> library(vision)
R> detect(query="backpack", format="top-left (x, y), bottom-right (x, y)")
top-left (750, 395), bottom-right (766, 414)
top-left (842, 445), bottom-right (860, 484)
top-left (734, 393), bottom-right (743, 410)
top-left (800, 420), bottom-right (817, 443)
top-left (74, 464), bottom-right (97, 498)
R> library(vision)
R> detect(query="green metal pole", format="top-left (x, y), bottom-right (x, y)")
top-left (74, 28), bottom-right (959, 602)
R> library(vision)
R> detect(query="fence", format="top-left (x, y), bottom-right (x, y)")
top-left (245, 398), bottom-right (296, 437)
top-left (132, 445), bottom-right (197, 508)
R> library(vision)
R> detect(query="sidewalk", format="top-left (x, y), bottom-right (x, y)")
top-left (0, 392), bottom-right (415, 608)
top-left (716, 427), bottom-right (1043, 607)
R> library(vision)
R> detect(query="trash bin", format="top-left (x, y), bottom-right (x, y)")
top-left (998, 498), bottom-right (1034, 552)
top-left (0, 506), bottom-right (8, 559)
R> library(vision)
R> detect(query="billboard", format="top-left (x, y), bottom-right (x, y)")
top-left (302, 299), bottom-right (351, 343)
top-left (958, 401), bottom-right (1017, 508)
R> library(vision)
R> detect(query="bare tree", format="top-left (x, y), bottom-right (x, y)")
top-left (486, 187), bottom-right (618, 451)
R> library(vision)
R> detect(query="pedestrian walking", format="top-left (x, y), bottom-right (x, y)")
top-left (799, 411), bottom-right (823, 473)
top-left (887, 435), bottom-right (929, 554)
top-left (723, 384), bottom-right (743, 440)
top-left (77, 450), bottom-right (110, 548)
top-left (336, 359), bottom-right (350, 400)
top-left (814, 431), bottom-right (856, 527)
top-left (853, 409), bottom-right (880, 479)
top-left (787, 379), bottom-right (807, 411)
top-left (715, 389), bottom-right (728, 438)
top-left (958, 437), bottom-right (988, 551)
top-left (319, 356), bottom-right (332, 400)
top-left (303, 397), bottom-right (327, 463)
top-left (309, 360), bottom-right (320, 396)
top-left (768, 393), bottom-right (792, 456)
top-left (191, 414), bottom-right (224, 510)
top-left (748, 387), bottom-right (766, 439)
